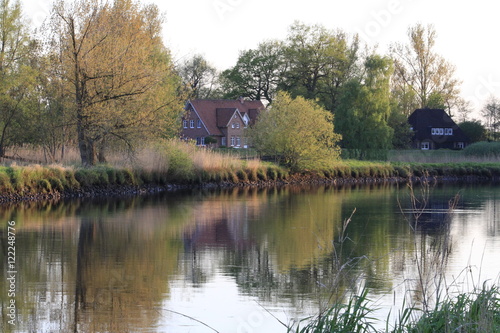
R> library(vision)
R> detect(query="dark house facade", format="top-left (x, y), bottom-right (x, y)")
top-left (181, 98), bottom-right (264, 148)
top-left (408, 108), bottom-right (470, 150)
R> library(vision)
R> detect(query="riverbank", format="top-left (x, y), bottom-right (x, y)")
top-left (1, 161), bottom-right (500, 202)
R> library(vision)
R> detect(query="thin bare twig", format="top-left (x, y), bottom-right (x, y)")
top-left (160, 308), bottom-right (220, 333)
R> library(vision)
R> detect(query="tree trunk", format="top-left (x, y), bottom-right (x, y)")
top-left (97, 138), bottom-right (107, 163)
top-left (77, 119), bottom-right (95, 166)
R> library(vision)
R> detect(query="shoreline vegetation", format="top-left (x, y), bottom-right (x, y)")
top-left (2, 146), bottom-right (500, 202)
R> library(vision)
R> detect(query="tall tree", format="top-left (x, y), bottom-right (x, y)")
top-left (282, 22), bottom-right (360, 112)
top-left (178, 54), bottom-right (219, 99)
top-left (48, 0), bottom-right (183, 166)
top-left (336, 55), bottom-right (394, 152)
top-left (482, 96), bottom-right (500, 141)
top-left (0, 0), bottom-right (38, 157)
top-left (248, 91), bottom-right (341, 171)
top-left (390, 24), bottom-right (461, 116)
top-left (220, 40), bottom-right (286, 105)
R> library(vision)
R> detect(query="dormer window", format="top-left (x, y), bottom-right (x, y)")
top-left (431, 128), bottom-right (444, 135)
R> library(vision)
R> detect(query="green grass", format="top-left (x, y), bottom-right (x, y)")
top-left (289, 284), bottom-right (500, 333)
top-left (289, 288), bottom-right (377, 333)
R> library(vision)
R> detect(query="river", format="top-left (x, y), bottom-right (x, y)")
top-left (0, 181), bottom-right (499, 332)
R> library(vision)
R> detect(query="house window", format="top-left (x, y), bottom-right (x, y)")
top-left (236, 136), bottom-right (241, 147)
top-left (183, 120), bottom-right (188, 129)
top-left (457, 142), bottom-right (465, 149)
top-left (190, 120), bottom-right (195, 128)
top-left (445, 128), bottom-right (453, 135)
top-left (195, 137), bottom-right (206, 146)
top-left (421, 142), bottom-right (430, 150)
top-left (197, 120), bottom-right (202, 128)
top-left (235, 123), bottom-right (240, 129)
top-left (230, 136), bottom-right (235, 147)
top-left (222, 137), bottom-right (227, 146)
top-left (431, 128), bottom-right (444, 135)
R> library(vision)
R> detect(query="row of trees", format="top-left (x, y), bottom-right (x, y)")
top-left (179, 22), bottom-right (472, 152)
top-left (1, 0), bottom-right (491, 167)
top-left (1, 0), bottom-right (185, 166)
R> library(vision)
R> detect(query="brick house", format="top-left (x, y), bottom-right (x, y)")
top-left (181, 98), bottom-right (264, 148)
top-left (408, 108), bottom-right (470, 150)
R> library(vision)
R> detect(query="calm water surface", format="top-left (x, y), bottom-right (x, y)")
top-left (0, 183), bottom-right (499, 332)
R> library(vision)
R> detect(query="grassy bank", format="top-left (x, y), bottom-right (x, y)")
top-left (3, 140), bottom-right (500, 199)
top-left (2, 159), bottom-right (500, 199)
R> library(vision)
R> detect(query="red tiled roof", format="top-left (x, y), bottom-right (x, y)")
top-left (188, 99), bottom-right (265, 136)
top-left (216, 108), bottom-right (237, 127)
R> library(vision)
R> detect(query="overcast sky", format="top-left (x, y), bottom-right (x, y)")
top-left (21, 0), bottom-right (500, 118)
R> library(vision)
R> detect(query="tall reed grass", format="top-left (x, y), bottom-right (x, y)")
top-left (290, 283), bottom-right (500, 333)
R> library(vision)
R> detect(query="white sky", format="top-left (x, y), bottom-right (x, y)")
top-left (21, 0), bottom-right (500, 118)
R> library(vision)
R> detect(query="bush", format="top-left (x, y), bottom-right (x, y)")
top-left (49, 177), bottom-right (65, 192)
top-left (37, 179), bottom-right (52, 193)
top-left (162, 141), bottom-right (195, 182)
top-left (464, 141), bottom-right (500, 158)
top-left (0, 171), bottom-right (13, 193)
top-left (236, 169), bottom-right (249, 182)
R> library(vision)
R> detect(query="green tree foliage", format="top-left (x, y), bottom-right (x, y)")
top-left (459, 120), bottom-right (487, 143)
top-left (336, 55), bottom-right (394, 152)
top-left (283, 21), bottom-right (360, 112)
top-left (220, 40), bottom-right (286, 104)
top-left (48, 0), bottom-right (183, 166)
top-left (249, 91), bottom-right (341, 171)
top-left (390, 24), bottom-right (462, 116)
top-left (220, 22), bottom-right (359, 111)
top-left (178, 54), bottom-right (219, 99)
top-left (0, 0), bottom-right (39, 157)
top-left (388, 101), bottom-right (413, 149)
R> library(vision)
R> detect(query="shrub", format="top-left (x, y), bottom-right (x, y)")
top-left (236, 169), bottom-right (249, 182)
top-left (246, 168), bottom-right (258, 182)
top-left (257, 169), bottom-right (267, 181)
top-left (0, 171), bottom-right (13, 193)
top-left (37, 179), bottom-right (52, 193)
top-left (49, 178), bottom-right (65, 192)
top-left (267, 166), bottom-right (278, 180)
top-left (105, 167), bottom-right (117, 184)
top-left (229, 170), bottom-right (239, 183)
top-left (464, 141), bottom-right (500, 158)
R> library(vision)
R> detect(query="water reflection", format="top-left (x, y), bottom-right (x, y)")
top-left (0, 183), bottom-right (499, 332)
